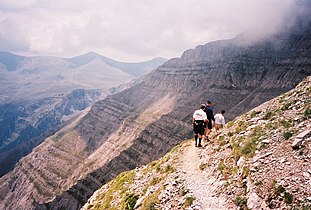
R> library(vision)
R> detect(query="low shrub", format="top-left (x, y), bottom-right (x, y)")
top-left (235, 196), bottom-right (247, 207)
top-left (183, 196), bottom-right (195, 208)
top-left (263, 111), bottom-right (274, 120)
top-left (124, 193), bottom-right (139, 210)
top-left (283, 131), bottom-right (293, 140)
top-left (284, 192), bottom-right (293, 204)
top-left (304, 106), bottom-right (311, 118)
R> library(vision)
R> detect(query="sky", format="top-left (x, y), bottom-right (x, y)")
top-left (0, 0), bottom-right (301, 62)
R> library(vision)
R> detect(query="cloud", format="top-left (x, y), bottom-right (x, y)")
top-left (0, 0), bottom-right (301, 61)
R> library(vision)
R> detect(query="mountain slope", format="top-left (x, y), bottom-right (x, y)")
top-left (0, 52), bottom-right (165, 103)
top-left (67, 51), bottom-right (167, 77)
top-left (82, 76), bottom-right (311, 210)
top-left (1, 10), bottom-right (311, 210)
top-left (0, 52), bottom-right (166, 177)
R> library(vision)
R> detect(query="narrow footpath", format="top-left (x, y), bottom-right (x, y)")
top-left (178, 142), bottom-right (232, 210)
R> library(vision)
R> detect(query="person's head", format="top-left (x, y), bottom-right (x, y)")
top-left (206, 100), bottom-right (212, 106)
top-left (200, 104), bottom-right (206, 110)
top-left (221, 110), bottom-right (225, 115)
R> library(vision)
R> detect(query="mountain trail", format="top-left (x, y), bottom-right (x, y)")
top-left (178, 141), bottom-right (232, 210)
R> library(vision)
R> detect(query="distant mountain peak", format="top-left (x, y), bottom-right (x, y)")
top-left (81, 51), bottom-right (102, 58)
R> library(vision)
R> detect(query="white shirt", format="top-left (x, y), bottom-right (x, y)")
top-left (214, 113), bottom-right (225, 125)
top-left (193, 109), bottom-right (207, 121)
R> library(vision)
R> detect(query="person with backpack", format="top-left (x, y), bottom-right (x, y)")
top-left (192, 104), bottom-right (208, 147)
top-left (204, 100), bottom-right (215, 142)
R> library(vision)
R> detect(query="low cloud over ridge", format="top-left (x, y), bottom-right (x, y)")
top-left (0, 0), bottom-right (303, 61)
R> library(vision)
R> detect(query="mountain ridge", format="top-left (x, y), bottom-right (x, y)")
top-left (82, 76), bottom-right (311, 210)
top-left (0, 51), bottom-right (166, 177)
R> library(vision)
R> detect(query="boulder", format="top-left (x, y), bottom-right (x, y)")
top-left (292, 130), bottom-right (311, 149)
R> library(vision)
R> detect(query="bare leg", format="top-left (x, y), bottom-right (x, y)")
top-left (205, 129), bottom-right (211, 141)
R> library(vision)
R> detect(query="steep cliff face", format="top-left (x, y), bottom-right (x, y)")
top-left (1, 12), bottom-right (311, 210)
top-left (0, 89), bottom-right (104, 177)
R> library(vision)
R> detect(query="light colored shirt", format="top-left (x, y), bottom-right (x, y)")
top-left (193, 109), bottom-right (207, 121)
top-left (214, 113), bottom-right (225, 125)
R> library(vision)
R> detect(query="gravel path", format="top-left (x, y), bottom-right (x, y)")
top-left (178, 143), bottom-right (231, 210)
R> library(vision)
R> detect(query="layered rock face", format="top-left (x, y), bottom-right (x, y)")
top-left (1, 12), bottom-right (311, 210)
top-left (0, 89), bottom-right (104, 177)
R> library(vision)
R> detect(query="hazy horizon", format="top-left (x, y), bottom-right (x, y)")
top-left (0, 0), bottom-right (303, 62)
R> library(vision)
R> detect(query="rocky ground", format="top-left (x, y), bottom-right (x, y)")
top-left (82, 76), bottom-right (311, 210)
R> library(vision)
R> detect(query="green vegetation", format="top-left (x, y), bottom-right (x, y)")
top-left (227, 121), bottom-right (234, 128)
top-left (302, 204), bottom-right (311, 210)
top-left (149, 176), bottom-right (162, 186)
top-left (164, 164), bottom-right (176, 173)
top-left (227, 131), bottom-right (234, 137)
top-left (231, 135), bottom-right (260, 160)
top-left (141, 187), bottom-right (161, 209)
top-left (283, 131), bottom-right (293, 140)
top-left (254, 180), bottom-right (263, 186)
top-left (284, 192), bottom-right (293, 204)
top-left (279, 119), bottom-right (292, 128)
top-left (217, 159), bottom-right (237, 179)
top-left (90, 171), bottom-right (135, 209)
top-left (263, 111), bottom-right (274, 120)
top-left (183, 196), bottom-right (195, 208)
top-left (274, 185), bottom-right (294, 204)
top-left (275, 185), bottom-right (286, 196)
top-left (304, 106), bottom-right (311, 118)
top-left (235, 195), bottom-right (247, 208)
top-left (217, 160), bottom-right (226, 173)
top-left (149, 203), bottom-right (156, 210)
top-left (234, 121), bottom-right (249, 134)
top-left (199, 163), bottom-right (207, 170)
top-left (241, 137), bottom-right (258, 157)
top-left (124, 193), bottom-right (139, 210)
top-left (214, 135), bottom-right (228, 152)
top-left (282, 101), bottom-right (293, 111)
top-left (250, 110), bottom-right (261, 118)
top-left (224, 181), bottom-right (230, 188)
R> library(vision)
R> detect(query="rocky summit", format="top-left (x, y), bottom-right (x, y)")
top-left (1, 7), bottom-right (311, 210)
top-left (82, 76), bottom-right (311, 210)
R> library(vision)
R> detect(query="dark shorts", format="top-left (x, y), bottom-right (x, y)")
top-left (205, 120), bottom-right (212, 129)
top-left (193, 120), bottom-right (205, 135)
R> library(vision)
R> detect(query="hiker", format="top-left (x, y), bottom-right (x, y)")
top-left (204, 100), bottom-right (215, 141)
top-left (214, 110), bottom-right (226, 137)
top-left (192, 104), bottom-right (208, 147)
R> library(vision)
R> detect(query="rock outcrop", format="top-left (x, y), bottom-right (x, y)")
top-left (1, 8), bottom-right (311, 210)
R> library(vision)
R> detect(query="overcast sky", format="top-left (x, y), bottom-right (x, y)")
top-left (0, 0), bottom-right (301, 61)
